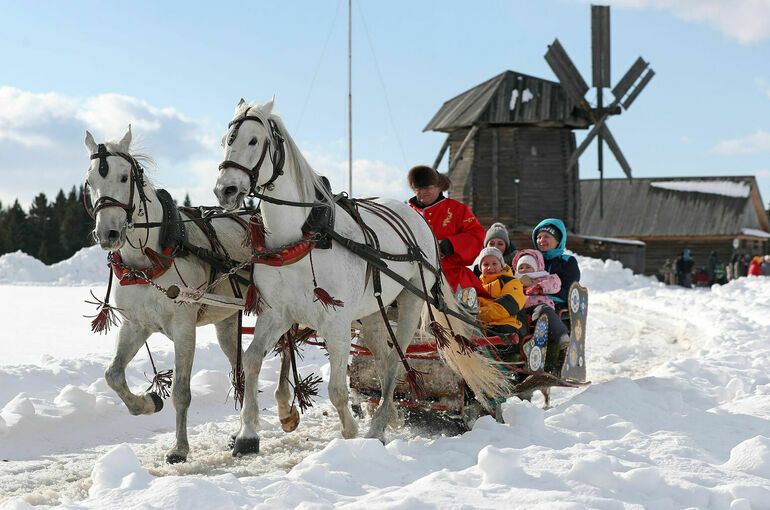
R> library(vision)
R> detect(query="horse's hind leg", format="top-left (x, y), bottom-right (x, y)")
top-left (324, 325), bottom-right (359, 439)
top-left (367, 287), bottom-right (422, 441)
top-left (359, 312), bottom-right (402, 430)
top-left (105, 323), bottom-right (161, 416)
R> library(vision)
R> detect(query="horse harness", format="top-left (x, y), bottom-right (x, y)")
top-left (219, 109), bottom-right (286, 192)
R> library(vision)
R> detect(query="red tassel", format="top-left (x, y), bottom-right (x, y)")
top-left (429, 321), bottom-right (451, 349)
top-left (244, 284), bottom-right (264, 316)
top-left (85, 289), bottom-right (123, 334)
top-left (243, 215), bottom-right (266, 250)
top-left (454, 334), bottom-right (479, 355)
top-left (313, 287), bottom-right (344, 310)
top-left (404, 368), bottom-right (427, 400)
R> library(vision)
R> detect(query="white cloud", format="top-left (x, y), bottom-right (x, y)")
top-left (302, 147), bottom-right (412, 200)
top-left (602, 0), bottom-right (770, 44)
top-left (712, 130), bottom-right (770, 155)
top-left (0, 86), bottom-right (216, 208)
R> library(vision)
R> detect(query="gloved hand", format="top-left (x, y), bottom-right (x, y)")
top-left (438, 239), bottom-right (454, 258)
top-left (518, 275), bottom-right (533, 287)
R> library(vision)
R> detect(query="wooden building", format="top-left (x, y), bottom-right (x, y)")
top-left (424, 70), bottom-right (592, 232)
top-left (580, 176), bottom-right (770, 275)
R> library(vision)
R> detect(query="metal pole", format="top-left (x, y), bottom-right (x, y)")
top-left (348, 0), bottom-right (353, 196)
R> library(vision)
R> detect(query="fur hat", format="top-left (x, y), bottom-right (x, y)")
top-left (408, 165), bottom-right (451, 191)
top-left (535, 224), bottom-right (562, 243)
top-left (478, 247), bottom-right (505, 268)
top-left (484, 222), bottom-right (510, 250)
top-left (516, 254), bottom-right (538, 273)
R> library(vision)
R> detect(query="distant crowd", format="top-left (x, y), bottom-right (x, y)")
top-left (658, 250), bottom-right (770, 287)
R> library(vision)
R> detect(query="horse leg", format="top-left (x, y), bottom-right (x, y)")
top-left (275, 339), bottom-right (299, 432)
top-left (366, 287), bottom-right (422, 441)
top-left (165, 321), bottom-right (197, 464)
top-left (324, 325), bottom-right (359, 439)
top-left (359, 312), bottom-right (402, 429)
top-left (214, 314), bottom-right (244, 442)
top-left (232, 314), bottom-right (291, 456)
top-left (104, 323), bottom-right (160, 416)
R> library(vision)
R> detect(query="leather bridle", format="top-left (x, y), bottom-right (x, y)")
top-left (218, 110), bottom-right (286, 194)
top-left (84, 143), bottom-right (150, 229)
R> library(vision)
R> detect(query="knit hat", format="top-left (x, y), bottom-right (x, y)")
top-left (516, 254), bottom-right (538, 273)
top-left (478, 247), bottom-right (504, 268)
top-left (408, 165), bottom-right (451, 191)
top-left (484, 222), bottom-right (510, 250)
top-left (535, 224), bottom-right (562, 243)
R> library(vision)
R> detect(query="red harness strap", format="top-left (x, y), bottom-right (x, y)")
top-left (252, 233), bottom-right (315, 267)
top-left (110, 247), bottom-right (175, 285)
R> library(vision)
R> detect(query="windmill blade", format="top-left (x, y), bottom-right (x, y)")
top-left (599, 124), bottom-right (632, 179)
top-left (591, 5), bottom-right (610, 88)
top-left (565, 113), bottom-right (608, 174)
top-left (545, 39), bottom-right (590, 108)
top-left (612, 57), bottom-right (648, 102)
top-left (622, 68), bottom-right (655, 110)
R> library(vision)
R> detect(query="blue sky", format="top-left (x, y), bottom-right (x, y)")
top-left (2, 0), bottom-right (770, 213)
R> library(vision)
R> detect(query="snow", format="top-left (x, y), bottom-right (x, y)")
top-left (649, 180), bottom-right (751, 198)
top-left (1, 247), bottom-right (770, 509)
top-left (742, 228), bottom-right (770, 239)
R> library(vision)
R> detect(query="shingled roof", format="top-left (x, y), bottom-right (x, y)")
top-left (580, 176), bottom-right (770, 238)
top-left (423, 70), bottom-right (591, 132)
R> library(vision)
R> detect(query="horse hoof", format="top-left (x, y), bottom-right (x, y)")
top-left (149, 392), bottom-right (163, 413)
top-left (280, 405), bottom-right (300, 432)
top-left (232, 437), bottom-right (260, 457)
top-left (166, 453), bottom-right (187, 464)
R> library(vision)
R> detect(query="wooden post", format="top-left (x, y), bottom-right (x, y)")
top-left (432, 135), bottom-right (450, 171)
top-left (448, 125), bottom-right (478, 175)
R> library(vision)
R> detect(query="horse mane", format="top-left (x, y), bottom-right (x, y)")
top-left (241, 101), bottom-right (334, 206)
top-left (103, 138), bottom-right (158, 187)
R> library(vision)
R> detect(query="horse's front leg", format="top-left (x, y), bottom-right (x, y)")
top-left (165, 320), bottom-right (197, 464)
top-left (233, 313), bottom-right (292, 457)
top-left (214, 314), bottom-right (244, 443)
top-left (325, 324), bottom-right (359, 439)
top-left (105, 323), bottom-right (160, 416)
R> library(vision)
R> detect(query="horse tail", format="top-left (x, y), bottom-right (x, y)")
top-left (421, 278), bottom-right (511, 411)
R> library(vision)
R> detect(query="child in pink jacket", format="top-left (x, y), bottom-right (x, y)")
top-left (512, 249), bottom-right (570, 375)
top-left (512, 249), bottom-right (561, 309)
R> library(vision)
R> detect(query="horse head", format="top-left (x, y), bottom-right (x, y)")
top-left (84, 126), bottom-right (147, 250)
top-left (214, 97), bottom-right (285, 210)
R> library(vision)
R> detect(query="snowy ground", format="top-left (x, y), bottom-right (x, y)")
top-left (1, 247), bottom-right (769, 509)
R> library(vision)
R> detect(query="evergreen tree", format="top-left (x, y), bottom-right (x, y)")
top-left (1, 200), bottom-right (29, 256)
top-left (28, 193), bottom-right (55, 263)
top-left (183, 193), bottom-right (192, 207)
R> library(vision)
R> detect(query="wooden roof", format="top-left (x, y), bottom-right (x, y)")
top-left (580, 176), bottom-right (770, 238)
top-left (424, 71), bottom-right (591, 133)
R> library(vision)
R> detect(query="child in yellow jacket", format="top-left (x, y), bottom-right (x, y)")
top-left (477, 247), bottom-right (527, 339)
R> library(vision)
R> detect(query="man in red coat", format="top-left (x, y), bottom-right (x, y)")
top-left (407, 165), bottom-right (489, 298)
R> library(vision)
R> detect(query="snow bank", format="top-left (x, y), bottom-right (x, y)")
top-left (1, 247), bottom-right (770, 509)
top-left (0, 246), bottom-right (105, 286)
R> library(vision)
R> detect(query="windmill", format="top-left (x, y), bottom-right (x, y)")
top-left (545, 5), bottom-right (654, 216)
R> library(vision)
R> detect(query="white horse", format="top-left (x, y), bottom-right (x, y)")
top-left (213, 99), bottom-right (508, 455)
top-left (84, 127), bottom-right (255, 464)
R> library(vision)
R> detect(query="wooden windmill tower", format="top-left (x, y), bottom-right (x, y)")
top-left (425, 5), bottom-right (654, 231)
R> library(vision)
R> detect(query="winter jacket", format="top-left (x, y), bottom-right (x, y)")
top-left (531, 218), bottom-right (580, 305)
top-left (478, 265), bottom-right (526, 331)
top-left (748, 257), bottom-right (762, 276)
top-left (511, 249), bottom-right (561, 309)
top-left (409, 194), bottom-right (489, 297)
